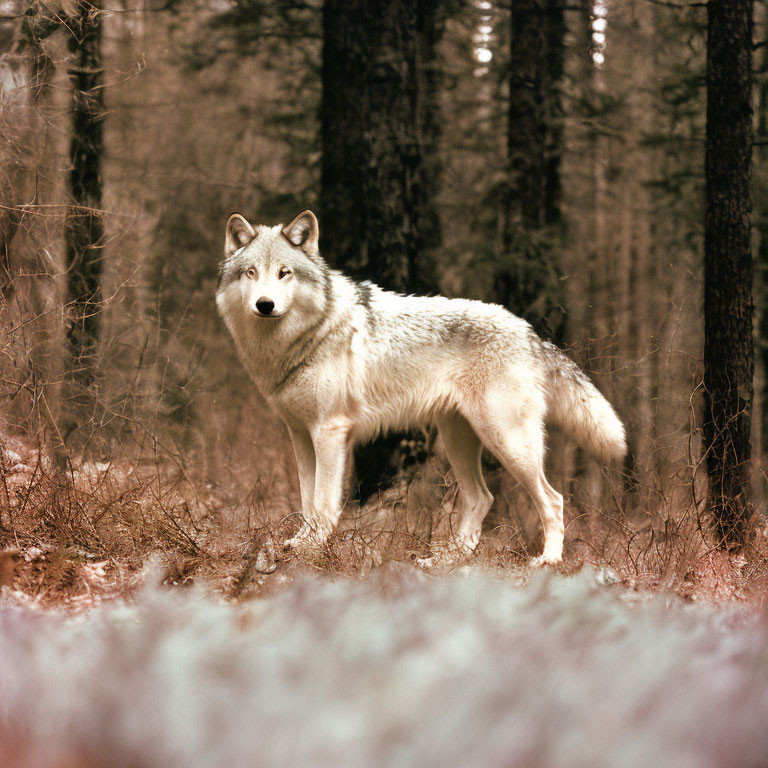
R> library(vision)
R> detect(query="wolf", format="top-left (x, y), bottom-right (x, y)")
top-left (216, 210), bottom-right (626, 566)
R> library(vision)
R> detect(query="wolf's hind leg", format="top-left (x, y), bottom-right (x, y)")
top-left (436, 412), bottom-right (493, 552)
top-left (529, 473), bottom-right (565, 566)
top-left (469, 413), bottom-right (564, 565)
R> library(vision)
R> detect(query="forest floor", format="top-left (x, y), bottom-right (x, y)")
top-left (0, 428), bottom-right (764, 609)
top-left (1, 432), bottom-right (768, 767)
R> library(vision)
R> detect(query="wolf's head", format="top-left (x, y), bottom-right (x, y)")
top-left (215, 210), bottom-right (329, 328)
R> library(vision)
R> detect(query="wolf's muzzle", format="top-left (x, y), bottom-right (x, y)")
top-left (255, 297), bottom-right (275, 316)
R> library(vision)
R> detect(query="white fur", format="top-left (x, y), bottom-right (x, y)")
top-left (216, 213), bottom-right (627, 563)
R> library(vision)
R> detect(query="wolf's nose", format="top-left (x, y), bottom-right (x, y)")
top-left (256, 297), bottom-right (274, 316)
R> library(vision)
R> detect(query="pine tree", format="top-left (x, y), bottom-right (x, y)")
top-left (495, 0), bottom-right (565, 343)
top-left (64, 0), bottom-right (105, 420)
top-left (319, 0), bottom-right (444, 294)
top-left (703, 0), bottom-right (754, 545)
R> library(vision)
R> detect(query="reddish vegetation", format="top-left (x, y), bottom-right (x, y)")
top-left (0, 423), bottom-right (765, 609)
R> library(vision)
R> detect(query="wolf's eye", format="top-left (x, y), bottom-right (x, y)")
top-left (278, 267), bottom-right (292, 280)
top-left (245, 267), bottom-right (257, 279)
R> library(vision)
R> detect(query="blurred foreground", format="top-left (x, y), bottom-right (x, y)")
top-left (1, 567), bottom-right (767, 768)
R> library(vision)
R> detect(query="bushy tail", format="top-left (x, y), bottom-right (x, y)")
top-left (541, 342), bottom-right (627, 463)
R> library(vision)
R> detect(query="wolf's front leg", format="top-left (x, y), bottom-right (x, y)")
top-left (284, 417), bottom-right (351, 552)
top-left (287, 425), bottom-right (316, 516)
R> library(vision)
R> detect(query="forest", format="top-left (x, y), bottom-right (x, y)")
top-left (1, 0), bottom-right (768, 765)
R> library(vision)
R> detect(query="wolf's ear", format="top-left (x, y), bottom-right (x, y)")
top-left (281, 210), bottom-right (319, 258)
top-left (225, 213), bottom-right (256, 257)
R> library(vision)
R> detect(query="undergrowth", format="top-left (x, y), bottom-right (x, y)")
top-left (0, 427), bottom-right (766, 609)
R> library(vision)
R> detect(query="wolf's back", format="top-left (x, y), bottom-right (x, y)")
top-left (540, 342), bottom-right (626, 463)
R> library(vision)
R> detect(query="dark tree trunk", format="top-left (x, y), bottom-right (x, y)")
top-left (0, 8), bottom-right (21, 296)
top-left (756, 50), bottom-right (768, 469)
top-left (65, 0), bottom-right (105, 391)
top-left (703, 0), bottom-right (754, 546)
top-left (320, 0), bottom-right (442, 295)
top-left (496, 0), bottom-right (565, 343)
top-left (507, 0), bottom-right (563, 229)
top-left (65, 0), bottom-right (104, 448)
top-left (318, 0), bottom-right (364, 280)
top-left (320, 0), bottom-right (445, 500)
top-left (0, 4), bottom-right (59, 298)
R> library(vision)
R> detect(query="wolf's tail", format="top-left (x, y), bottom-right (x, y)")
top-left (541, 341), bottom-right (627, 463)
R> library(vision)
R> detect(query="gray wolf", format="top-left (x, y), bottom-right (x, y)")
top-left (216, 210), bottom-right (626, 565)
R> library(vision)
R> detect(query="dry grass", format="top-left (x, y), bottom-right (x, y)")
top-left (0, 421), bottom-right (766, 610)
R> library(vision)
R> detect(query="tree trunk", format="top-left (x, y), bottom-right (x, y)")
top-left (320, 0), bottom-right (445, 500)
top-left (616, 0), bottom-right (657, 496)
top-left (320, 0), bottom-right (442, 294)
top-left (64, 0), bottom-right (105, 445)
top-left (0, 3), bottom-right (58, 298)
top-left (0, 6), bottom-right (68, 453)
top-left (755, 31), bottom-right (768, 491)
top-left (318, 0), bottom-right (364, 280)
top-left (703, 0), bottom-right (754, 546)
top-left (507, 0), bottom-right (564, 230)
top-left (496, 0), bottom-right (565, 343)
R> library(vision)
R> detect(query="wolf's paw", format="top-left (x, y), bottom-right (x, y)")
top-left (283, 522), bottom-right (326, 555)
top-left (415, 540), bottom-right (475, 570)
top-left (530, 553), bottom-right (562, 569)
